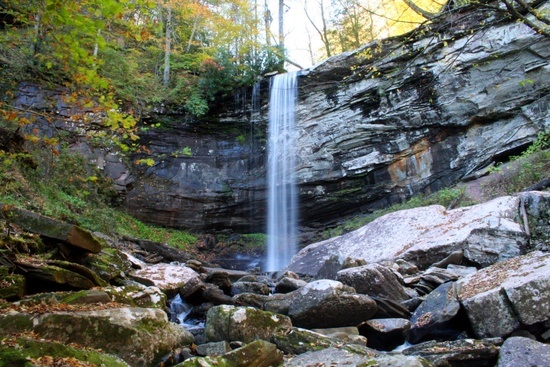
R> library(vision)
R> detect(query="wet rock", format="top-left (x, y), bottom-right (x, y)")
top-left (204, 305), bottom-right (292, 344)
top-left (496, 336), bottom-right (550, 367)
top-left (409, 282), bottom-right (462, 344)
top-left (457, 251), bottom-right (550, 338)
top-left (287, 280), bottom-right (377, 328)
top-left (359, 318), bottom-right (410, 351)
top-left (337, 263), bottom-right (409, 300)
top-left (403, 338), bottom-right (502, 367)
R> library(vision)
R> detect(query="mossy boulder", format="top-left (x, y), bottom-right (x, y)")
top-left (15, 258), bottom-right (107, 290)
top-left (104, 285), bottom-right (166, 308)
top-left (0, 307), bottom-right (194, 366)
top-left (176, 340), bottom-right (283, 367)
top-left (0, 336), bottom-right (130, 367)
top-left (86, 247), bottom-right (133, 282)
top-left (0, 267), bottom-right (25, 300)
top-left (272, 326), bottom-right (337, 355)
top-left (205, 305), bottom-right (292, 344)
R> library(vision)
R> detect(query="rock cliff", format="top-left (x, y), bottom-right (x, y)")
top-left (125, 4), bottom-right (550, 232)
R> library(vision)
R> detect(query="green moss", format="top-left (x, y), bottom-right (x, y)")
top-left (0, 337), bottom-right (129, 367)
top-left (0, 273), bottom-right (25, 300)
top-left (86, 247), bottom-right (131, 282)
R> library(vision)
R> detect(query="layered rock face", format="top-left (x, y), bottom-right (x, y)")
top-left (293, 5), bottom-right (550, 225)
top-left (123, 5), bottom-right (550, 231)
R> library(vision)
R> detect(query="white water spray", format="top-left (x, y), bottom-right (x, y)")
top-left (266, 72), bottom-right (299, 272)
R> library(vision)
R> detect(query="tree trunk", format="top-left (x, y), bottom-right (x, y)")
top-left (278, 0), bottom-right (285, 56)
top-left (163, 6), bottom-right (172, 87)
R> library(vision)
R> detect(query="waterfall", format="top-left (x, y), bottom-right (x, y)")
top-left (266, 72), bottom-right (299, 272)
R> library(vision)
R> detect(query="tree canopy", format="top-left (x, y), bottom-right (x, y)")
top-left (0, 0), bottom-right (284, 122)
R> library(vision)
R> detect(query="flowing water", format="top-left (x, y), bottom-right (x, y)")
top-left (266, 72), bottom-right (299, 272)
top-left (169, 294), bottom-right (204, 332)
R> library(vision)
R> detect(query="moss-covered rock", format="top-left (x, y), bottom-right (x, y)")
top-left (0, 336), bottom-right (130, 367)
top-left (104, 285), bottom-right (166, 308)
top-left (0, 268), bottom-right (25, 300)
top-left (272, 326), bottom-right (337, 355)
top-left (0, 307), bottom-right (194, 366)
top-left (14, 257), bottom-right (107, 290)
top-left (176, 340), bottom-right (283, 367)
top-left (205, 305), bottom-right (292, 344)
top-left (86, 247), bottom-right (132, 282)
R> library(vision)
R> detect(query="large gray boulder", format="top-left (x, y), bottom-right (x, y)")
top-left (337, 263), bottom-right (409, 300)
top-left (495, 337), bottom-right (550, 367)
top-left (288, 195), bottom-right (529, 275)
top-left (287, 280), bottom-right (378, 328)
top-left (457, 251), bottom-right (550, 338)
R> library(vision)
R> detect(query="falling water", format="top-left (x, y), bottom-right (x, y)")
top-left (266, 72), bottom-right (299, 272)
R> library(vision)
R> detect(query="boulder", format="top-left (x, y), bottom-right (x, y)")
top-left (409, 282), bottom-right (462, 343)
top-left (0, 307), bottom-right (194, 367)
top-left (358, 318), bottom-right (410, 351)
top-left (0, 336), bottom-right (130, 367)
top-left (0, 204), bottom-right (103, 253)
top-left (177, 340), bottom-right (283, 367)
top-left (311, 326), bottom-right (367, 346)
top-left (285, 346), bottom-right (434, 367)
top-left (403, 338), bottom-right (502, 367)
top-left (288, 195), bottom-right (529, 275)
top-left (272, 327), bottom-right (338, 354)
top-left (0, 267), bottom-right (25, 300)
top-left (15, 258), bottom-right (107, 290)
top-left (457, 251), bottom-right (550, 338)
top-left (105, 284), bottom-right (167, 308)
top-left (130, 263), bottom-right (201, 294)
top-left (287, 280), bottom-right (378, 328)
top-left (204, 305), bottom-right (292, 344)
top-left (337, 263), bottom-right (409, 300)
top-left (85, 247), bottom-right (133, 282)
top-left (495, 336), bottom-right (550, 367)
top-left (274, 276), bottom-right (308, 293)
top-left (195, 341), bottom-right (231, 357)
top-left (231, 281), bottom-right (270, 296)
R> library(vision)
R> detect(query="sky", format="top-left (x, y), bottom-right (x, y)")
top-left (265, 0), bottom-right (325, 70)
